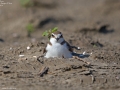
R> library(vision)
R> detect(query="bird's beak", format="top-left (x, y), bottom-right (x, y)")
top-left (56, 38), bottom-right (60, 41)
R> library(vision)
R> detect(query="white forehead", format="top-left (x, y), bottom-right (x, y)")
top-left (52, 33), bottom-right (61, 37)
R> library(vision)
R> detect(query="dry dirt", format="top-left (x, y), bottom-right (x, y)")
top-left (0, 0), bottom-right (120, 90)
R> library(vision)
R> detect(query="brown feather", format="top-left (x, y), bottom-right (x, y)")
top-left (43, 41), bottom-right (52, 54)
top-left (43, 48), bottom-right (47, 54)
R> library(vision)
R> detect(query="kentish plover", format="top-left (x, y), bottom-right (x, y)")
top-left (44, 31), bottom-right (73, 58)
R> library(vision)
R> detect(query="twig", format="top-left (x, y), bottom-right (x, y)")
top-left (39, 66), bottom-right (49, 77)
top-left (73, 56), bottom-right (91, 65)
top-left (91, 74), bottom-right (95, 83)
top-left (37, 56), bottom-right (44, 64)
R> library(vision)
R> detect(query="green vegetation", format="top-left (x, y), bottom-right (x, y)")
top-left (26, 23), bottom-right (34, 37)
top-left (19, 0), bottom-right (34, 8)
top-left (42, 27), bottom-right (58, 39)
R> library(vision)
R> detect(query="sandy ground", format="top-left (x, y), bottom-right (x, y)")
top-left (0, 0), bottom-right (120, 90)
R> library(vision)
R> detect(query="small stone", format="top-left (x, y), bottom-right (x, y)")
top-left (77, 47), bottom-right (80, 50)
top-left (19, 55), bottom-right (25, 57)
top-left (83, 51), bottom-right (86, 55)
top-left (33, 56), bottom-right (37, 58)
top-left (27, 46), bottom-right (30, 50)
top-left (87, 62), bottom-right (91, 65)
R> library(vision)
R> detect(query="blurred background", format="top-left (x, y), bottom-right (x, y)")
top-left (0, 0), bottom-right (120, 46)
top-left (0, 1), bottom-right (120, 90)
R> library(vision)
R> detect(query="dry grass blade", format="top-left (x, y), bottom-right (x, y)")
top-left (73, 56), bottom-right (91, 65)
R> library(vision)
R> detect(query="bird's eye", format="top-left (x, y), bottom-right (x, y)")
top-left (60, 35), bottom-right (63, 38)
top-left (51, 34), bottom-right (54, 37)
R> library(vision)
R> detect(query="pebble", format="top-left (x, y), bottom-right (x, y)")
top-left (33, 56), bottom-right (37, 58)
top-left (19, 55), bottom-right (25, 57)
top-left (27, 46), bottom-right (30, 50)
top-left (83, 51), bottom-right (86, 55)
top-left (77, 47), bottom-right (80, 50)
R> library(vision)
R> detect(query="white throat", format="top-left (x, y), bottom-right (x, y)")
top-left (50, 37), bottom-right (64, 45)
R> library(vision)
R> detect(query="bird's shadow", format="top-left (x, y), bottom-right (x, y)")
top-left (72, 52), bottom-right (90, 58)
top-left (71, 46), bottom-right (90, 58)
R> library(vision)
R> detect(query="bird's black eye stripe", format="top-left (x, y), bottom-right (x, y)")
top-left (51, 34), bottom-right (54, 37)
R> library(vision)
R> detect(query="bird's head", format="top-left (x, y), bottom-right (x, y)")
top-left (50, 31), bottom-right (64, 44)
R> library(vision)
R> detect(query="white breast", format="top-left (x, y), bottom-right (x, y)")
top-left (45, 43), bottom-right (72, 58)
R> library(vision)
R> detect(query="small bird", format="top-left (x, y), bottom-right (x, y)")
top-left (44, 31), bottom-right (73, 58)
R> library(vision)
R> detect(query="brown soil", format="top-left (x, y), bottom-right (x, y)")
top-left (0, 0), bottom-right (120, 90)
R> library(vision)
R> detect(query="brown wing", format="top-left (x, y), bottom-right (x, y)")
top-left (66, 41), bottom-right (73, 52)
top-left (43, 47), bottom-right (47, 54)
top-left (43, 41), bottom-right (52, 54)
top-left (43, 43), bottom-right (47, 54)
